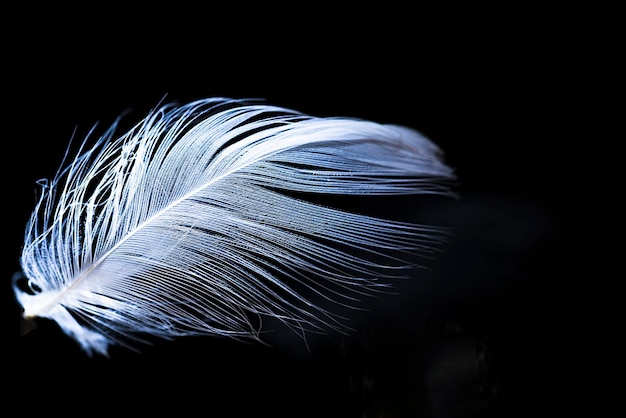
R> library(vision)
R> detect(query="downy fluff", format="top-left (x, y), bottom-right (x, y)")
top-left (14, 98), bottom-right (455, 356)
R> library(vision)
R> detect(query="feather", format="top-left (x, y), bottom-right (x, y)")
top-left (13, 97), bottom-right (456, 356)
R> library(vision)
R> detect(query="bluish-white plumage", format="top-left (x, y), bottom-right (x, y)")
top-left (13, 98), bottom-right (455, 356)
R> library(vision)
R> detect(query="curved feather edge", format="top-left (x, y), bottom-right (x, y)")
top-left (14, 97), bottom-right (456, 356)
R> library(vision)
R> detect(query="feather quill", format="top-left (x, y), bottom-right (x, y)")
top-left (13, 98), bottom-right (455, 356)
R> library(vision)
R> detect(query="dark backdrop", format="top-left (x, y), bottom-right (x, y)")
top-left (3, 10), bottom-right (567, 418)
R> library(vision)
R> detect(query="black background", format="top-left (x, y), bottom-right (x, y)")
top-left (3, 8), bottom-right (571, 418)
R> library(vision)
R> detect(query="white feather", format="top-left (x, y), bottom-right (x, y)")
top-left (14, 98), bottom-right (455, 356)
